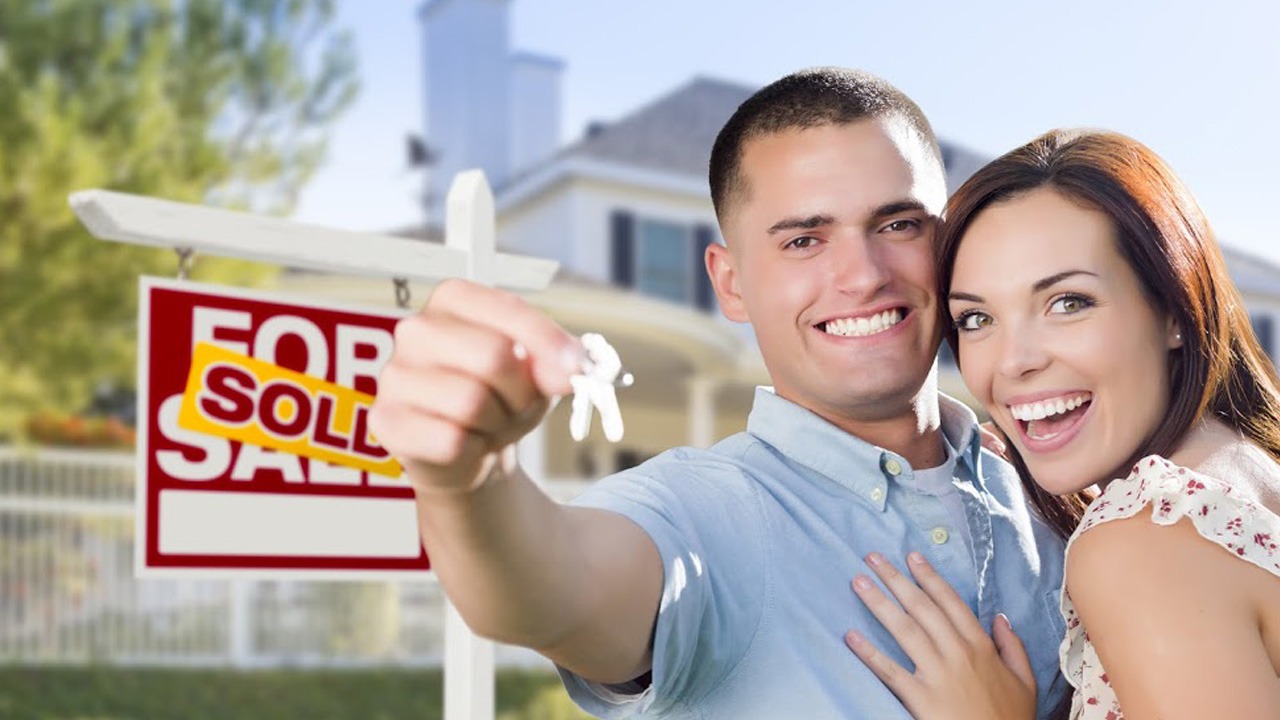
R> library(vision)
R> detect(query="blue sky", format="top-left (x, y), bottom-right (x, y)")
top-left (292, 0), bottom-right (1280, 264)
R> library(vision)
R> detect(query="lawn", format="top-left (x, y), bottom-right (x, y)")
top-left (0, 666), bottom-right (593, 720)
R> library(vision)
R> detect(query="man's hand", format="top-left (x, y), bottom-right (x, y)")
top-left (369, 278), bottom-right (585, 494)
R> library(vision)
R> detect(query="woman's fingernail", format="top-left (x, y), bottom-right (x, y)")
top-left (845, 630), bottom-right (866, 648)
top-left (866, 552), bottom-right (885, 567)
top-left (997, 613), bottom-right (1012, 631)
top-left (908, 551), bottom-right (927, 566)
top-left (853, 575), bottom-right (873, 591)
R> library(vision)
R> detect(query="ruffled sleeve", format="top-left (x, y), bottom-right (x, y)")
top-left (1058, 454), bottom-right (1280, 719)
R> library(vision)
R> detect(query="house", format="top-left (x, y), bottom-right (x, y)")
top-left (280, 0), bottom-right (1280, 487)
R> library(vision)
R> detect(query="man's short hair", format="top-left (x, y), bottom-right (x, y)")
top-left (709, 67), bottom-right (943, 224)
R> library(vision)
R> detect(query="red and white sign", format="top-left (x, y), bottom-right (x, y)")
top-left (137, 277), bottom-right (428, 579)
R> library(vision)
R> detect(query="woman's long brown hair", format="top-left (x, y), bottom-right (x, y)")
top-left (938, 129), bottom-right (1280, 541)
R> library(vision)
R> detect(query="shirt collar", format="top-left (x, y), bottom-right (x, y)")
top-left (937, 392), bottom-right (985, 484)
top-left (745, 387), bottom-right (987, 509)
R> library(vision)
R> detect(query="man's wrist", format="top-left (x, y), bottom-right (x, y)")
top-left (408, 446), bottom-right (520, 499)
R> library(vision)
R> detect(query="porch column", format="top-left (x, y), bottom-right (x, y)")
top-left (687, 376), bottom-right (718, 449)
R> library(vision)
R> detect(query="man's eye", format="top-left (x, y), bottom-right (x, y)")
top-left (785, 236), bottom-right (817, 249)
top-left (883, 219), bottom-right (919, 233)
top-left (953, 311), bottom-right (992, 332)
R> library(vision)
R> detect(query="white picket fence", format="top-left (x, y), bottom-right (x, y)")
top-left (0, 446), bottom-right (587, 668)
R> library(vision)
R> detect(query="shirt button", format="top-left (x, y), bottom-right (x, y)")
top-left (884, 459), bottom-right (903, 476)
top-left (869, 486), bottom-right (885, 502)
top-left (930, 527), bottom-right (950, 544)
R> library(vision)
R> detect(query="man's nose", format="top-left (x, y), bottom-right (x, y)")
top-left (829, 236), bottom-right (891, 297)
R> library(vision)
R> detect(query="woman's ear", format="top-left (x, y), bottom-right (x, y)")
top-left (1167, 318), bottom-right (1184, 349)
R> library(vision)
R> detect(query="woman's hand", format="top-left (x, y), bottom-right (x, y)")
top-left (978, 421), bottom-right (1010, 460)
top-left (846, 551), bottom-right (1036, 720)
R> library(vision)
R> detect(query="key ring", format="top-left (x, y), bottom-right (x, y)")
top-left (569, 333), bottom-right (631, 443)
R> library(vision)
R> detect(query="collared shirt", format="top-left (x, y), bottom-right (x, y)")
top-left (559, 388), bottom-right (1068, 719)
top-left (913, 437), bottom-right (977, 560)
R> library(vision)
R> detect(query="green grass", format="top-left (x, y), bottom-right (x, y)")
top-left (0, 666), bottom-right (593, 720)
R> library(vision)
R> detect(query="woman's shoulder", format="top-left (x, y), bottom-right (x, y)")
top-left (1068, 454), bottom-right (1280, 583)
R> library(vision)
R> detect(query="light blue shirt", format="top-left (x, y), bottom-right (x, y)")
top-left (558, 388), bottom-right (1068, 719)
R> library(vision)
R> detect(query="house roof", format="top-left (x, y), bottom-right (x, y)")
top-left (432, 74), bottom-right (1280, 297)
top-left (1222, 244), bottom-right (1280, 296)
top-left (557, 76), bottom-right (753, 180)
top-left (519, 75), bottom-right (991, 196)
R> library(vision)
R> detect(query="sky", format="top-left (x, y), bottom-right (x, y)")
top-left (292, 0), bottom-right (1280, 264)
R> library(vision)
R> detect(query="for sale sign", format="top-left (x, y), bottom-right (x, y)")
top-left (138, 277), bottom-right (428, 579)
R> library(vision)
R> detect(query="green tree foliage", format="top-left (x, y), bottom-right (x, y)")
top-left (0, 0), bottom-right (358, 440)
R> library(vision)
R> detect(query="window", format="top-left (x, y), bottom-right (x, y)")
top-left (609, 210), bottom-right (717, 311)
top-left (637, 219), bottom-right (692, 303)
top-left (1251, 313), bottom-right (1274, 361)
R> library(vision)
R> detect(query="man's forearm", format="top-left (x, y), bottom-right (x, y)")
top-left (413, 456), bottom-right (585, 647)
top-left (412, 455), bottom-right (660, 682)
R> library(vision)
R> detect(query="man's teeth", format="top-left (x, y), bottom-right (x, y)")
top-left (1009, 393), bottom-right (1092, 422)
top-left (822, 309), bottom-right (904, 338)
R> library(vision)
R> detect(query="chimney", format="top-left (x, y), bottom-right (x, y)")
top-left (418, 0), bottom-right (513, 223)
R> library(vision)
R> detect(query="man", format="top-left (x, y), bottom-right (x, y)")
top-left (369, 67), bottom-right (1068, 718)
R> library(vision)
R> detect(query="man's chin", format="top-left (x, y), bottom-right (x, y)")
top-left (792, 377), bottom-right (934, 422)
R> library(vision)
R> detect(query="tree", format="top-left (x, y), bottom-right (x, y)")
top-left (0, 0), bottom-right (359, 440)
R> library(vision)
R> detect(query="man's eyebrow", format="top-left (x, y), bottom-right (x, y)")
top-left (870, 200), bottom-right (930, 220)
top-left (767, 214), bottom-right (836, 235)
top-left (948, 270), bottom-right (1100, 303)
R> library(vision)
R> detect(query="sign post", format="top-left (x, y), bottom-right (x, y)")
top-left (70, 170), bottom-right (550, 720)
top-left (441, 173), bottom-right (498, 720)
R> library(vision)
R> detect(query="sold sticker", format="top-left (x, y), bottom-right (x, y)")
top-left (178, 342), bottom-right (401, 477)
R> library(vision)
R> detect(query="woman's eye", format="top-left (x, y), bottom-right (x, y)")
top-left (953, 311), bottom-right (992, 331)
top-left (1049, 294), bottom-right (1093, 314)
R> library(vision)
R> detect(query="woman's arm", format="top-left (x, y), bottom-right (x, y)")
top-left (846, 551), bottom-right (1037, 720)
top-left (1068, 514), bottom-right (1280, 720)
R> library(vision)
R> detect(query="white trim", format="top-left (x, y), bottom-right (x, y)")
top-left (0, 496), bottom-right (133, 517)
top-left (496, 156), bottom-right (708, 214)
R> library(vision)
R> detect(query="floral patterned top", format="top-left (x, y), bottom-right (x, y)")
top-left (1059, 454), bottom-right (1280, 719)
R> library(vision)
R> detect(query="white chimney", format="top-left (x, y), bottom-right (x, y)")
top-left (419, 0), bottom-right (513, 223)
top-left (509, 51), bottom-right (564, 177)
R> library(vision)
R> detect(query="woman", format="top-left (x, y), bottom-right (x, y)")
top-left (844, 129), bottom-right (1280, 719)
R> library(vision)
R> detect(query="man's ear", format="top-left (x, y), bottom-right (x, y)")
top-left (705, 241), bottom-right (748, 323)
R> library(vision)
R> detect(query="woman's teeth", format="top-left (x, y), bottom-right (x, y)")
top-left (1009, 393), bottom-right (1092, 422)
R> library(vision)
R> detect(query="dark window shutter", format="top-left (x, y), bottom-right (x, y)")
top-left (937, 343), bottom-right (957, 368)
top-left (610, 210), bottom-right (635, 288)
top-left (693, 224), bottom-right (717, 311)
top-left (1252, 314), bottom-right (1274, 360)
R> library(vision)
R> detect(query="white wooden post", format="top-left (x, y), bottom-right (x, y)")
top-left (228, 579), bottom-right (253, 668)
top-left (441, 171), bottom-right (497, 720)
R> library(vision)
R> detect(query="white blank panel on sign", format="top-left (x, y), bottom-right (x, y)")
top-left (157, 490), bottom-right (421, 558)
